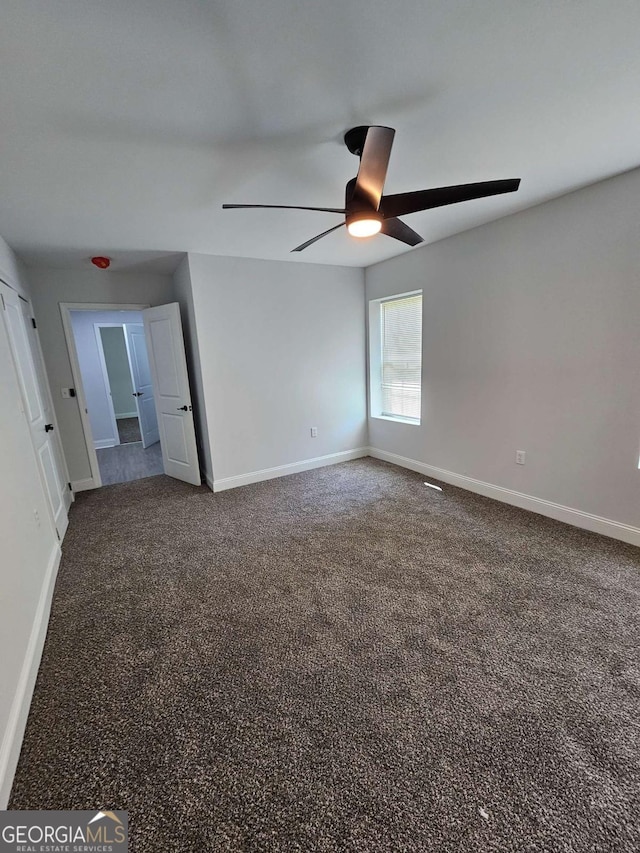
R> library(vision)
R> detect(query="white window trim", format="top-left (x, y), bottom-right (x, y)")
top-left (368, 289), bottom-right (422, 426)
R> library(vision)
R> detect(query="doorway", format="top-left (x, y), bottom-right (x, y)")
top-left (69, 308), bottom-right (163, 486)
top-left (60, 301), bottom-right (202, 490)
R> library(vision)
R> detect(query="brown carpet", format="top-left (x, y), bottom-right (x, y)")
top-left (10, 459), bottom-right (640, 852)
top-left (117, 416), bottom-right (142, 444)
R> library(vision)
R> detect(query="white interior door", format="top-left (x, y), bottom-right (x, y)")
top-left (142, 303), bottom-right (201, 486)
top-left (124, 323), bottom-right (159, 449)
top-left (1, 282), bottom-right (71, 539)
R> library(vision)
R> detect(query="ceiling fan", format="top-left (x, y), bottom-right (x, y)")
top-left (222, 126), bottom-right (521, 252)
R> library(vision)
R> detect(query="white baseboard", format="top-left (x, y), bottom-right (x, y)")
top-left (94, 439), bottom-right (116, 450)
top-left (0, 544), bottom-right (62, 807)
top-left (71, 477), bottom-right (96, 493)
top-left (212, 447), bottom-right (369, 492)
top-left (115, 412), bottom-right (137, 420)
top-left (368, 447), bottom-right (640, 547)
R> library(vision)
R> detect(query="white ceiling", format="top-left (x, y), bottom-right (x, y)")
top-left (2, 0), bottom-right (640, 270)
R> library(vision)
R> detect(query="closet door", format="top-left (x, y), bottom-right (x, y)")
top-left (1, 282), bottom-right (70, 539)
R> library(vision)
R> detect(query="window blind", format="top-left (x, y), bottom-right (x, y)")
top-left (380, 293), bottom-right (422, 420)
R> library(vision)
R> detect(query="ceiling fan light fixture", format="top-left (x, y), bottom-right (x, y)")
top-left (346, 212), bottom-right (383, 238)
top-left (222, 125), bottom-right (521, 252)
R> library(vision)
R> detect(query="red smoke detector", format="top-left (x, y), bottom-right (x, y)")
top-left (91, 256), bottom-right (111, 269)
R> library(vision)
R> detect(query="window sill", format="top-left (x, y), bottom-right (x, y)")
top-left (371, 414), bottom-right (421, 426)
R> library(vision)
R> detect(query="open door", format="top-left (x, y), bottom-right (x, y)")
top-left (1, 282), bottom-right (71, 538)
top-left (142, 303), bottom-right (201, 486)
top-left (124, 323), bottom-right (159, 449)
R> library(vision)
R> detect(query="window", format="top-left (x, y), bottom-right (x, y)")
top-left (369, 291), bottom-right (422, 423)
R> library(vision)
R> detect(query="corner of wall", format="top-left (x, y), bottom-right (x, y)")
top-left (0, 238), bottom-right (31, 300)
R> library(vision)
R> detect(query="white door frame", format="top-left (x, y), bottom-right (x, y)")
top-left (59, 303), bottom-right (150, 490)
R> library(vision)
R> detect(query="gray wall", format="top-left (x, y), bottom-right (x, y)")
top-left (366, 167), bottom-right (640, 529)
top-left (101, 326), bottom-right (136, 417)
top-left (187, 254), bottom-right (367, 485)
top-left (27, 268), bottom-right (174, 483)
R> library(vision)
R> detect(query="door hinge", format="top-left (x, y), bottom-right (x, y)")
top-left (68, 482), bottom-right (72, 491)
top-left (31, 317), bottom-right (37, 328)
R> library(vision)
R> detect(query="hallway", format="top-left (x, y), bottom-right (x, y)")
top-left (96, 441), bottom-right (163, 485)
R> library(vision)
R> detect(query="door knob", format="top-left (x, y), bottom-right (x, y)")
top-left (133, 391), bottom-right (143, 397)
top-left (44, 423), bottom-right (54, 432)
top-left (177, 405), bottom-right (191, 411)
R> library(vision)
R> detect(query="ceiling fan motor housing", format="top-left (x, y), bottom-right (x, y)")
top-left (344, 126), bottom-right (370, 158)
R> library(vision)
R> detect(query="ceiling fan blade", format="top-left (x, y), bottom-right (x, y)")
top-left (381, 179), bottom-right (521, 219)
top-left (351, 126), bottom-right (396, 211)
top-left (291, 222), bottom-right (345, 253)
top-left (380, 217), bottom-right (424, 247)
top-left (222, 204), bottom-right (345, 214)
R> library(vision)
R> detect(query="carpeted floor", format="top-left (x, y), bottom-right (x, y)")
top-left (10, 459), bottom-right (640, 852)
top-left (117, 416), bottom-right (142, 444)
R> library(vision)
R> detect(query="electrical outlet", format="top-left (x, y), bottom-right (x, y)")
top-left (310, 427), bottom-right (318, 438)
top-left (515, 450), bottom-right (526, 465)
